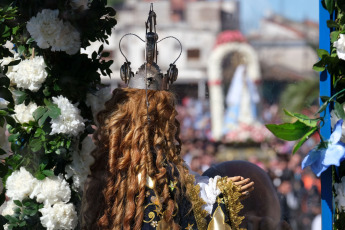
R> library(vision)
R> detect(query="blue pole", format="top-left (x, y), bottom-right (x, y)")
top-left (319, 0), bottom-right (333, 229)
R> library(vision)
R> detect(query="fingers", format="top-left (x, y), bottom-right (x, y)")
top-left (233, 178), bottom-right (251, 187)
top-left (226, 176), bottom-right (255, 199)
top-left (240, 181), bottom-right (255, 193)
top-left (227, 176), bottom-right (244, 183)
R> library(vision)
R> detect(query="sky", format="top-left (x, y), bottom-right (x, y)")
top-left (240, 0), bottom-right (319, 34)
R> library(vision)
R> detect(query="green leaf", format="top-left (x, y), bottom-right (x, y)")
top-left (327, 20), bottom-right (339, 28)
top-left (292, 127), bottom-right (318, 154)
top-left (42, 170), bottom-right (54, 177)
top-left (320, 96), bottom-right (330, 103)
top-left (325, 0), bottom-right (335, 14)
top-left (38, 113), bottom-right (49, 127)
top-left (18, 220), bottom-right (26, 227)
top-left (0, 87), bottom-right (14, 105)
top-left (317, 49), bottom-right (330, 58)
top-left (29, 139), bottom-right (42, 152)
top-left (98, 44), bottom-right (104, 54)
top-left (335, 102), bottom-right (345, 119)
top-left (12, 90), bottom-right (27, 105)
top-left (265, 121), bottom-right (311, 141)
top-left (5, 116), bottom-right (16, 127)
top-left (13, 200), bottom-right (22, 207)
top-left (283, 110), bottom-right (318, 127)
top-left (313, 59), bottom-right (326, 72)
top-left (33, 107), bottom-right (47, 121)
top-left (331, 31), bottom-right (340, 42)
top-left (7, 59), bottom-right (20, 67)
top-left (26, 38), bottom-right (34, 44)
top-left (317, 100), bottom-right (329, 114)
top-left (35, 172), bottom-right (45, 180)
top-left (46, 104), bottom-right (60, 119)
top-left (8, 133), bottom-right (19, 142)
top-left (22, 200), bottom-right (32, 207)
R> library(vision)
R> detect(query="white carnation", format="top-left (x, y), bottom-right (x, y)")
top-left (1, 200), bottom-right (16, 216)
top-left (1, 200), bottom-right (16, 230)
top-left (71, 0), bottom-right (89, 11)
top-left (34, 174), bottom-right (71, 206)
top-left (335, 176), bottom-right (345, 212)
top-left (0, 98), bottom-right (9, 109)
top-left (7, 56), bottom-right (47, 92)
top-left (26, 9), bottom-right (81, 55)
top-left (6, 167), bottom-right (39, 201)
top-left (65, 136), bottom-right (95, 191)
top-left (39, 202), bottom-right (78, 230)
top-left (26, 10), bottom-right (62, 49)
top-left (50, 95), bottom-right (85, 136)
top-left (334, 34), bottom-right (345, 60)
top-left (50, 20), bottom-right (81, 55)
top-left (13, 102), bottom-right (38, 124)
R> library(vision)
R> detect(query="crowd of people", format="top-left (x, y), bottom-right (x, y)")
top-left (177, 97), bottom-right (322, 230)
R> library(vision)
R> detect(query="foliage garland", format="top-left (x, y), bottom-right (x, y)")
top-left (266, 0), bottom-right (345, 228)
top-left (0, 0), bottom-right (116, 229)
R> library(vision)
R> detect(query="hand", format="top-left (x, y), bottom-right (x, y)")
top-left (227, 176), bottom-right (254, 200)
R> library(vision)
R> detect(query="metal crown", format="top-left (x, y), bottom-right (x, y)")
top-left (119, 3), bottom-right (182, 90)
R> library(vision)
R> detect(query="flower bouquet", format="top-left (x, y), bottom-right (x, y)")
top-left (0, 0), bottom-right (116, 229)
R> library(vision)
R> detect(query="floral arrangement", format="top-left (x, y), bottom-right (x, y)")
top-left (0, 0), bottom-right (116, 229)
top-left (266, 0), bottom-right (345, 228)
top-left (224, 122), bottom-right (273, 144)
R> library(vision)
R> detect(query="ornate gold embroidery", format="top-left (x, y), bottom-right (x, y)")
top-left (169, 180), bottom-right (177, 191)
top-left (185, 223), bottom-right (194, 230)
top-left (207, 206), bottom-right (232, 230)
top-left (217, 177), bottom-right (245, 230)
top-left (185, 174), bottom-right (208, 230)
top-left (217, 197), bottom-right (225, 204)
top-left (150, 220), bottom-right (159, 227)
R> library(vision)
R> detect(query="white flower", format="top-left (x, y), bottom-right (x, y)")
top-left (0, 98), bottom-right (9, 109)
top-left (6, 167), bottom-right (39, 201)
top-left (334, 34), bottom-right (345, 60)
top-left (1, 200), bottom-right (16, 216)
top-left (51, 20), bottom-right (81, 55)
top-left (1, 200), bottom-right (16, 230)
top-left (331, 110), bottom-right (345, 142)
top-left (26, 9), bottom-right (81, 55)
top-left (50, 95), bottom-right (85, 136)
top-left (198, 175), bottom-right (221, 214)
top-left (34, 174), bottom-right (71, 206)
top-left (86, 87), bottom-right (112, 116)
top-left (334, 176), bottom-right (345, 212)
top-left (13, 102), bottom-right (38, 124)
top-left (65, 136), bottom-right (95, 191)
top-left (39, 202), bottom-right (78, 230)
top-left (7, 56), bottom-right (47, 92)
top-left (26, 10), bottom-right (61, 49)
top-left (71, 0), bottom-right (89, 11)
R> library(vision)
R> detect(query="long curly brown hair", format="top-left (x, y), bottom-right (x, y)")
top-left (82, 88), bottom-right (188, 230)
